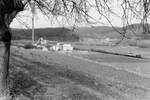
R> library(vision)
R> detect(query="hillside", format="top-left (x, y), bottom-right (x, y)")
top-left (75, 24), bottom-right (150, 39)
top-left (11, 26), bottom-right (122, 42)
top-left (11, 24), bottom-right (150, 42)
top-left (11, 28), bottom-right (79, 42)
top-left (124, 23), bottom-right (150, 38)
top-left (74, 26), bottom-right (122, 39)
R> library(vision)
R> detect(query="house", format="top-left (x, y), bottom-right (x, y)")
top-left (51, 44), bottom-right (61, 51)
top-left (62, 44), bottom-right (73, 51)
top-left (50, 43), bottom-right (73, 51)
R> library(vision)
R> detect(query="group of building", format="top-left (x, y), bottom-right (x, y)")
top-left (33, 37), bottom-right (74, 52)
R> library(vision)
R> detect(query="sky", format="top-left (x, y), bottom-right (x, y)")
top-left (9, 1), bottom-right (133, 29)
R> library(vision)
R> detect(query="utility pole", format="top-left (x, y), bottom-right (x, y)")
top-left (31, 0), bottom-right (35, 43)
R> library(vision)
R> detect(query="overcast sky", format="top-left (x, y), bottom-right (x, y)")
top-left (10, 1), bottom-right (136, 29)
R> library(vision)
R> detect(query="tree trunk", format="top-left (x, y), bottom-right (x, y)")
top-left (0, 27), bottom-right (11, 99)
top-left (0, 0), bottom-right (25, 99)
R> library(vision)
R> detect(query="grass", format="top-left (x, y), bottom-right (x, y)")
top-left (127, 39), bottom-right (150, 48)
top-left (9, 44), bottom-right (150, 100)
top-left (138, 40), bottom-right (150, 48)
top-left (10, 53), bottom-right (101, 100)
top-left (128, 39), bottom-right (138, 46)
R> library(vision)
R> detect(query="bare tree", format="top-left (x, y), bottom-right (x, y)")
top-left (0, 0), bottom-right (25, 99)
top-left (0, 0), bottom-right (115, 99)
top-left (121, 0), bottom-right (150, 39)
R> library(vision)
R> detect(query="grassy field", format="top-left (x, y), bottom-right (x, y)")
top-left (70, 51), bottom-right (150, 77)
top-left (9, 46), bottom-right (150, 100)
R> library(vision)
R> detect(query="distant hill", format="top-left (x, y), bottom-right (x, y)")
top-left (123, 23), bottom-right (150, 38)
top-left (11, 26), bottom-right (122, 41)
top-left (11, 28), bottom-right (79, 42)
top-left (74, 26), bottom-right (122, 39)
top-left (11, 24), bottom-right (150, 42)
top-left (75, 24), bottom-right (150, 39)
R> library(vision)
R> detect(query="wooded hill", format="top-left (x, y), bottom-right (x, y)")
top-left (11, 24), bottom-right (150, 42)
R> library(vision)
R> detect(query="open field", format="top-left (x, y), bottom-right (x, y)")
top-left (9, 45), bottom-right (150, 100)
top-left (70, 51), bottom-right (150, 77)
top-left (9, 24), bottom-right (150, 100)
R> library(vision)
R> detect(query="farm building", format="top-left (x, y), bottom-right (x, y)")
top-left (62, 44), bottom-right (73, 51)
top-left (50, 43), bottom-right (73, 51)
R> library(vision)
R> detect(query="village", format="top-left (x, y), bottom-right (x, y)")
top-left (32, 37), bottom-right (74, 52)
top-left (22, 37), bottom-right (118, 53)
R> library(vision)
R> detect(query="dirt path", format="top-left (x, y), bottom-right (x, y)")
top-left (10, 47), bottom-right (150, 100)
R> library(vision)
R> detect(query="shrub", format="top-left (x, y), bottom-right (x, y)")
top-left (138, 40), bottom-right (150, 48)
top-left (135, 54), bottom-right (142, 58)
top-left (12, 36), bottom-right (21, 40)
top-left (24, 43), bottom-right (35, 49)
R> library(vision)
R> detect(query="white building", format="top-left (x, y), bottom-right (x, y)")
top-left (51, 44), bottom-right (61, 51)
top-left (62, 44), bottom-right (73, 51)
top-left (50, 43), bottom-right (73, 52)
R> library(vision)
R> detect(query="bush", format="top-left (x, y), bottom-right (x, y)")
top-left (138, 40), bottom-right (150, 48)
top-left (24, 43), bottom-right (35, 49)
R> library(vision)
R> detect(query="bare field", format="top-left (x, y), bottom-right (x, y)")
top-left (9, 45), bottom-right (150, 100)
